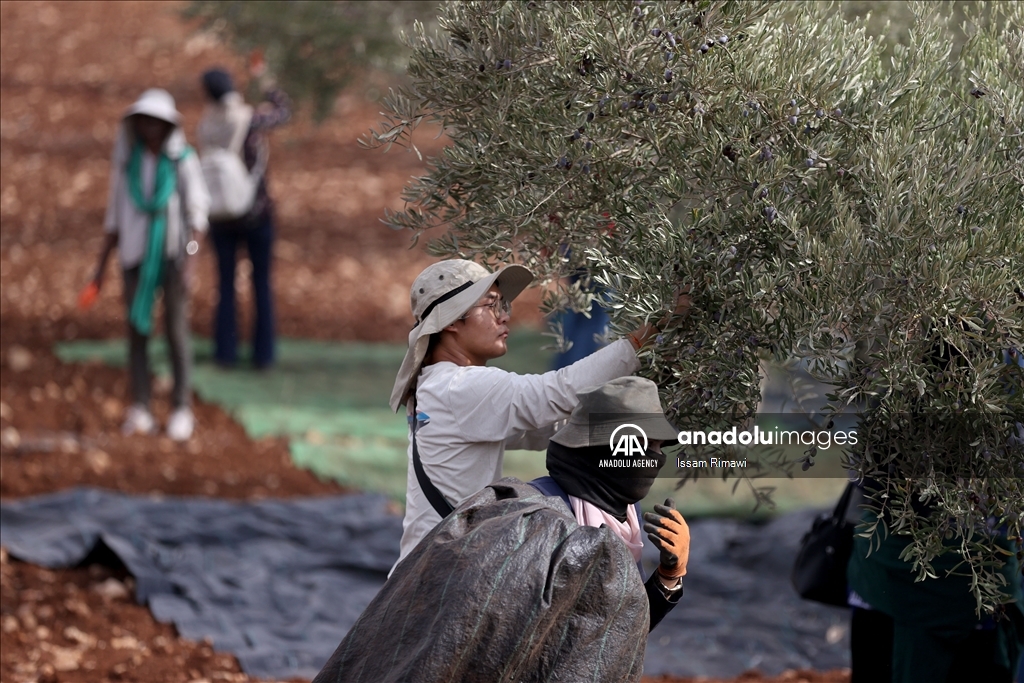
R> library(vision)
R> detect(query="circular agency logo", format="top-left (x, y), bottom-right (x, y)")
top-left (609, 423), bottom-right (648, 457)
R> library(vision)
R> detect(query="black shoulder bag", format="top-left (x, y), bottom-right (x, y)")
top-left (791, 481), bottom-right (856, 607)
top-left (410, 409), bottom-right (455, 519)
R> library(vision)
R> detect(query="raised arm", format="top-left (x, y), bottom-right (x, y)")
top-left (250, 87), bottom-right (291, 132)
top-left (626, 287), bottom-right (692, 350)
top-left (450, 339), bottom-right (640, 442)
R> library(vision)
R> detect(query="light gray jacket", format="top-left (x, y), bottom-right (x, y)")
top-left (103, 124), bottom-right (209, 269)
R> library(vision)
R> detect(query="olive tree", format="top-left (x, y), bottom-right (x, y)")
top-left (185, 0), bottom-right (440, 119)
top-left (797, 3), bottom-right (1024, 611)
top-left (365, 0), bottom-right (1022, 612)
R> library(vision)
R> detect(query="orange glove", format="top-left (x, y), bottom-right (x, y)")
top-left (249, 48), bottom-right (266, 78)
top-left (643, 498), bottom-right (690, 580)
top-left (77, 281), bottom-right (99, 310)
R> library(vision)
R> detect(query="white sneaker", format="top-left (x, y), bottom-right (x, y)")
top-left (167, 407), bottom-right (194, 442)
top-left (122, 405), bottom-right (156, 436)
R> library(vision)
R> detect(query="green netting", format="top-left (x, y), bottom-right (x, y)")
top-left (55, 330), bottom-right (557, 502)
top-left (55, 332), bottom-right (846, 514)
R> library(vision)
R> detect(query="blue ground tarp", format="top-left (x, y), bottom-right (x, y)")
top-left (0, 488), bottom-right (851, 680)
top-left (1, 488), bottom-right (400, 679)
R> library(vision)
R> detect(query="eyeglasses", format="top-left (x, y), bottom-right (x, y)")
top-left (462, 297), bottom-right (512, 321)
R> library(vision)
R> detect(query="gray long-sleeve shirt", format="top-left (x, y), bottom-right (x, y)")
top-left (395, 338), bottom-right (641, 568)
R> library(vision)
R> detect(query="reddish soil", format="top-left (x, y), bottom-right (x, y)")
top-left (0, 3), bottom-right (849, 682)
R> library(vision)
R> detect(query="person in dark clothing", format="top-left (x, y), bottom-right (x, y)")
top-left (311, 377), bottom-right (690, 683)
top-left (846, 344), bottom-right (1024, 682)
top-left (531, 375), bottom-right (689, 630)
top-left (847, 476), bottom-right (1022, 683)
top-left (198, 65), bottom-right (290, 369)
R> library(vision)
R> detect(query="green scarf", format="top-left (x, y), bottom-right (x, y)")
top-left (126, 142), bottom-right (188, 335)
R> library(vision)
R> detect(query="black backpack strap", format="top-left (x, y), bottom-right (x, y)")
top-left (831, 480), bottom-right (856, 523)
top-left (528, 476), bottom-right (573, 512)
top-left (410, 408), bottom-right (455, 519)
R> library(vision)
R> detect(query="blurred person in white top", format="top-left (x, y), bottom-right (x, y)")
top-left (88, 89), bottom-right (209, 442)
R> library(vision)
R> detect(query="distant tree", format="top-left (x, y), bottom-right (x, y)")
top-left (841, 0), bottom-right (996, 57)
top-left (184, 0), bottom-right (440, 119)
top-left (362, 0), bottom-right (1023, 613)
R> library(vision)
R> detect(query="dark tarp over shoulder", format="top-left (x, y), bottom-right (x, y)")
top-left (313, 478), bottom-right (649, 683)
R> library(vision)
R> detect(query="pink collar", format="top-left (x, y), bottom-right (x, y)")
top-left (569, 495), bottom-right (644, 563)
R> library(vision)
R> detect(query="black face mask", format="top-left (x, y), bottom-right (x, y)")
top-left (546, 441), bottom-right (666, 522)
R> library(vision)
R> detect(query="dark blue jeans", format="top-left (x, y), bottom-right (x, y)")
top-left (209, 210), bottom-right (275, 368)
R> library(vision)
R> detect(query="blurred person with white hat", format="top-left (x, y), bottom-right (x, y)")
top-left (390, 258), bottom-right (689, 567)
top-left (87, 88), bottom-right (210, 442)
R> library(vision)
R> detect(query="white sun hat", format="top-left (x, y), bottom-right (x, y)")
top-left (390, 259), bottom-right (533, 412)
top-left (123, 88), bottom-right (182, 125)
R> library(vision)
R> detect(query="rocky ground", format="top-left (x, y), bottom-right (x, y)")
top-left (0, 2), bottom-right (849, 682)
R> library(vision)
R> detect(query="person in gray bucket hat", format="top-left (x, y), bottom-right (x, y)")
top-left (532, 376), bottom-right (690, 628)
top-left (390, 258), bottom-right (690, 569)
